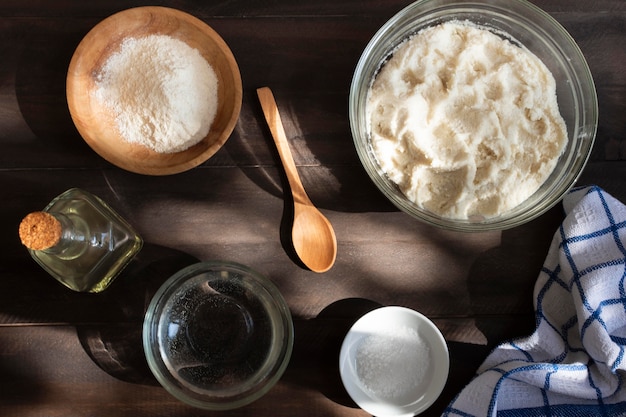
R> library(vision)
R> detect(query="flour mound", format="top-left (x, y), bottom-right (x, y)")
top-left (368, 21), bottom-right (567, 219)
top-left (94, 34), bottom-right (219, 154)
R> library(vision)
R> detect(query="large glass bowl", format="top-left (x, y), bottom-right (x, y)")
top-left (143, 261), bottom-right (293, 410)
top-left (349, 0), bottom-right (597, 231)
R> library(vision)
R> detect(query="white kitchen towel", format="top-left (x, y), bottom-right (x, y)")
top-left (443, 185), bottom-right (626, 417)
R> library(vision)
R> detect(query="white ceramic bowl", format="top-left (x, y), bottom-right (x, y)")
top-left (339, 306), bottom-right (449, 416)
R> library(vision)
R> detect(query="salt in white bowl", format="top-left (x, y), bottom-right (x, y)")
top-left (339, 306), bottom-right (449, 416)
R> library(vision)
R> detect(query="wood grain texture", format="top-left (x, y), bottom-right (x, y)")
top-left (1, 0), bottom-right (625, 416)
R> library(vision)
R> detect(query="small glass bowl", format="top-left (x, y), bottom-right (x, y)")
top-left (143, 261), bottom-right (293, 410)
top-left (349, 0), bottom-right (598, 231)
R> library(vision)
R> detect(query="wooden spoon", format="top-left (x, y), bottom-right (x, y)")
top-left (257, 87), bottom-right (337, 273)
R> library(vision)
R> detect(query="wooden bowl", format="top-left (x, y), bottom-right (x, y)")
top-left (67, 6), bottom-right (242, 175)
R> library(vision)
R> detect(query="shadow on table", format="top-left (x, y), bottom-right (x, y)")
top-left (75, 254), bottom-right (373, 393)
top-left (466, 204), bottom-right (564, 345)
top-left (76, 243), bottom-right (199, 386)
top-left (75, 284), bottom-right (494, 416)
top-left (227, 90), bottom-right (397, 215)
top-left (283, 298), bottom-right (382, 408)
top-left (283, 298), bottom-right (495, 416)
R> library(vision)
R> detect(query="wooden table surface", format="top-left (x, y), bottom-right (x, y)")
top-left (1, 1), bottom-right (624, 416)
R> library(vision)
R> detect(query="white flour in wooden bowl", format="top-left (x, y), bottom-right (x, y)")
top-left (367, 21), bottom-right (567, 219)
top-left (94, 34), bottom-right (218, 154)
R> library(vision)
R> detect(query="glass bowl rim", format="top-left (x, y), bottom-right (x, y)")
top-left (349, 0), bottom-right (598, 232)
top-left (142, 260), bottom-right (294, 410)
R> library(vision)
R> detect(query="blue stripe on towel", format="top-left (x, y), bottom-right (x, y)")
top-left (443, 186), bottom-right (626, 417)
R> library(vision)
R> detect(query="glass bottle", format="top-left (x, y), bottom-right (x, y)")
top-left (19, 188), bottom-right (143, 293)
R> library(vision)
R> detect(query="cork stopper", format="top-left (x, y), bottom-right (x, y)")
top-left (19, 212), bottom-right (62, 251)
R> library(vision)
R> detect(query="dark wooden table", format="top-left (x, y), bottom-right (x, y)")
top-left (1, 1), bottom-right (624, 416)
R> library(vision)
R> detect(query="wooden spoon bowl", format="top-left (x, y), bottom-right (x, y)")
top-left (67, 6), bottom-right (242, 175)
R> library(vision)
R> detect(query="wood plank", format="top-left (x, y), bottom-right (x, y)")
top-left (4, 159), bottom-right (623, 327)
top-left (1, 8), bottom-right (624, 170)
top-left (0, 1), bottom-right (625, 415)
top-left (0, 319), bottom-right (527, 417)
top-left (0, 0), bottom-right (623, 17)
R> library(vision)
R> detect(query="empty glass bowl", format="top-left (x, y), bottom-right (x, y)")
top-left (349, 0), bottom-right (598, 231)
top-left (143, 261), bottom-right (293, 410)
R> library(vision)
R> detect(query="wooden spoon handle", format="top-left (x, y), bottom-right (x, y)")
top-left (257, 87), bottom-right (311, 205)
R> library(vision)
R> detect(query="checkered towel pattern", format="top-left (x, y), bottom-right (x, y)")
top-left (444, 186), bottom-right (626, 417)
